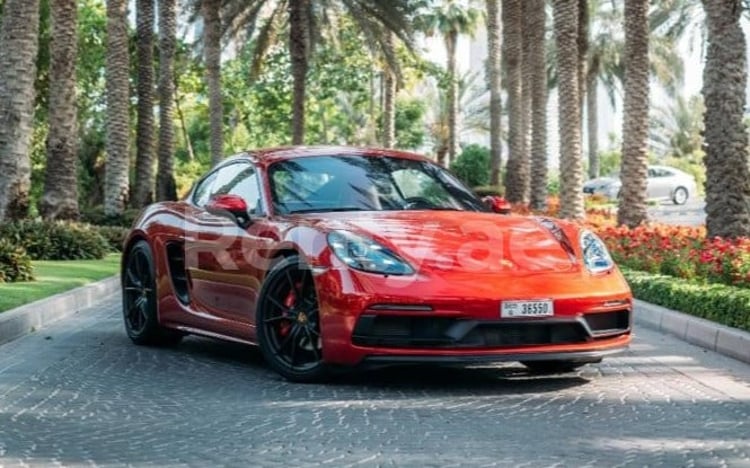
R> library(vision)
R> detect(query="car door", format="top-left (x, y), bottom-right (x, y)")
top-left (646, 168), bottom-right (668, 200)
top-left (186, 161), bottom-right (268, 329)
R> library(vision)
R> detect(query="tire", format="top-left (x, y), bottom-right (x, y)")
top-left (521, 359), bottom-right (597, 374)
top-left (672, 186), bottom-right (688, 205)
top-left (257, 255), bottom-right (328, 382)
top-left (122, 240), bottom-right (183, 346)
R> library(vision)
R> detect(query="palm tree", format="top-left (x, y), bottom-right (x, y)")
top-left (420, 0), bottom-right (481, 166)
top-left (553, 0), bottom-right (584, 219)
top-left (203, 0), bottom-right (223, 166)
top-left (104, 0), bottom-right (131, 215)
top-left (132, 0), bottom-right (156, 208)
top-left (485, 0), bottom-right (502, 186)
top-left (585, 0), bottom-right (686, 179)
top-left (502, 0), bottom-right (527, 203)
top-left (617, 0), bottom-right (650, 228)
top-left (527, 0), bottom-right (548, 211)
top-left (156, 0), bottom-right (177, 201)
top-left (701, 0), bottom-right (750, 239)
top-left (40, 0), bottom-right (79, 220)
top-left (217, 0), bottom-right (416, 146)
top-left (650, 94), bottom-right (704, 160)
top-left (0, 0), bottom-right (39, 221)
top-left (382, 32), bottom-right (397, 148)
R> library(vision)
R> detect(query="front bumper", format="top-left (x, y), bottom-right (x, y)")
top-left (314, 266), bottom-right (633, 366)
top-left (362, 346), bottom-right (627, 365)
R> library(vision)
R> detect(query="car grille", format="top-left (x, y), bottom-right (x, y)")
top-left (352, 310), bottom-right (630, 348)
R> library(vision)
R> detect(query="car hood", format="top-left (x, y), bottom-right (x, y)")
top-left (301, 211), bottom-right (579, 275)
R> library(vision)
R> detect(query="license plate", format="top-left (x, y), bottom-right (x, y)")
top-left (501, 299), bottom-right (554, 318)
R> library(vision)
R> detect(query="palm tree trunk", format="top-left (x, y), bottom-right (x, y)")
top-left (203, 0), bottom-right (223, 166)
top-left (701, 0), bottom-right (750, 239)
top-left (519, 0), bottom-right (532, 203)
top-left (486, 0), bottom-right (502, 187)
top-left (0, 0), bottom-right (39, 221)
top-left (445, 30), bottom-right (459, 166)
top-left (174, 82), bottom-right (195, 161)
top-left (528, 0), bottom-right (548, 211)
top-left (586, 59), bottom-right (599, 179)
top-left (41, 0), bottom-right (78, 220)
top-left (617, 0), bottom-right (649, 227)
top-left (132, 0), bottom-right (155, 208)
top-left (553, 0), bottom-right (584, 220)
top-left (577, 0), bottom-right (588, 117)
top-left (382, 32), bottom-right (396, 149)
top-left (156, 0), bottom-right (176, 201)
top-left (289, 0), bottom-right (309, 145)
top-left (502, 0), bottom-right (525, 203)
top-left (104, 0), bottom-right (131, 215)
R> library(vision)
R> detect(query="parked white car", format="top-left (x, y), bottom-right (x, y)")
top-left (583, 165), bottom-right (697, 205)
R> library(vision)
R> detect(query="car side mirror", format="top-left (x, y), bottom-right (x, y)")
top-left (482, 195), bottom-right (511, 214)
top-left (206, 194), bottom-right (252, 227)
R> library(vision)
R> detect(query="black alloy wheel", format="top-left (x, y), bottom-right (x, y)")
top-left (257, 255), bottom-right (327, 382)
top-left (123, 240), bottom-right (182, 346)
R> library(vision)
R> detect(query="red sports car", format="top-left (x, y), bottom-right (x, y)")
top-left (122, 146), bottom-right (632, 382)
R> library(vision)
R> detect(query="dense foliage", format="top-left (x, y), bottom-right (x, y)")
top-left (0, 220), bottom-right (110, 260)
top-left (623, 269), bottom-right (750, 333)
top-left (0, 239), bottom-right (34, 283)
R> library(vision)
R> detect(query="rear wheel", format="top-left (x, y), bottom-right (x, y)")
top-left (521, 359), bottom-right (598, 374)
top-left (123, 240), bottom-right (183, 346)
top-left (257, 255), bottom-right (327, 382)
top-left (672, 186), bottom-right (688, 205)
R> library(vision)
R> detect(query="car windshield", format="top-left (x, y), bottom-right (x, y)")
top-left (268, 155), bottom-right (488, 214)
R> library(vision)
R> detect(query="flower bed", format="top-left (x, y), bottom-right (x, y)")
top-left (596, 224), bottom-right (750, 289)
top-left (510, 197), bottom-right (750, 290)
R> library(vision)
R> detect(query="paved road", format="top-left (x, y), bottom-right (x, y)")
top-left (1, 297), bottom-right (749, 467)
top-left (648, 199), bottom-right (706, 226)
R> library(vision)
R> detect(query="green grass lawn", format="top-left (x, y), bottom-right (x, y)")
top-left (0, 254), bottom-right (120, 313)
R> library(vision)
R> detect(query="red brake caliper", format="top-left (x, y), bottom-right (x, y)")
top-left (278, 286), bottom-right (298, 338)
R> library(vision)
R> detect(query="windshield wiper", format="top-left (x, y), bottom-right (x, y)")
top-left (287, 206), bottom-right (369, 214)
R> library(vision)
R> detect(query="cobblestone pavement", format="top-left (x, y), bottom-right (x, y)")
top-left (1, 297), bottom-right (749, 467)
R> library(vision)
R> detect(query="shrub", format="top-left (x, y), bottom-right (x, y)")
top-left (450, 144), bottom-right (491, 188)
top-left (0, 239), bottom-right (34, 283)
top-left (80, 207), bottom-right (141, 228)
top-left (0, 220), bottom-right (109, 261)
top-left (623, 269), bottom-right (750, 333)
top-left (96, 225), bottom-right (129, 252)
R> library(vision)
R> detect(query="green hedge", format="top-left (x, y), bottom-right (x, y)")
top-left (0, 220), bottom-right (109, 261)
top-left (0, 239), bottom-right (34, 283)
top-left (623, 269), bottom-right (750, 333)
top-left (96, 225), bottom-right (129, 252)
top-left (80, 207), bottom-right (141, 228)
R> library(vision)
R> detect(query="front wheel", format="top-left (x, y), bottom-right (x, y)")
top-left (122, 240), bottom-right (183, 346)
top-left (672, 186), bottom-right (689, 205)
top-left (257, 255), bottom-right (327, 382)
top-left (521, 359), bottom-right (598, 374)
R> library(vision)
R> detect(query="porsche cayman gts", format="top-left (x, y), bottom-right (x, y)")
top-left (121, 146), bottom-right (632, 382)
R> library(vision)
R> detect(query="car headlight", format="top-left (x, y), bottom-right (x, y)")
top-left (327, 230), bottom-right (414, 275)
top-left (580, 230), bottom-right (614, 273)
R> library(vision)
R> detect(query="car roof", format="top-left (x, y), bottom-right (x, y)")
top-left (222, 145), bottom-right (432, 166)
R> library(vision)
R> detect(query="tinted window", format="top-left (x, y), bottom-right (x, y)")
top-left (211, 163), bottom-right (261, 213)
top-left (193, 171), bottom-right (219, 207)
top-left (268, 155), bottom-right (486, 214)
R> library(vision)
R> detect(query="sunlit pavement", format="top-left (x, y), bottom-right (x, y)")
top-left (0, 296), bottom-right (748, 467)
top-left (648, 199), bottom-right (706, 226)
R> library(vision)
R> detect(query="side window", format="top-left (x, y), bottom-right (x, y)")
top-left (210, 163), bottom-right (261, 213)
top-left (193, 171), bottom-right (218, 207)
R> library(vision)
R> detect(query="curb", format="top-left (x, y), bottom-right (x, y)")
top-left (634, 299), bottom-right (750, 365)
top-left (0, 275), bottom-right (120, 346)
